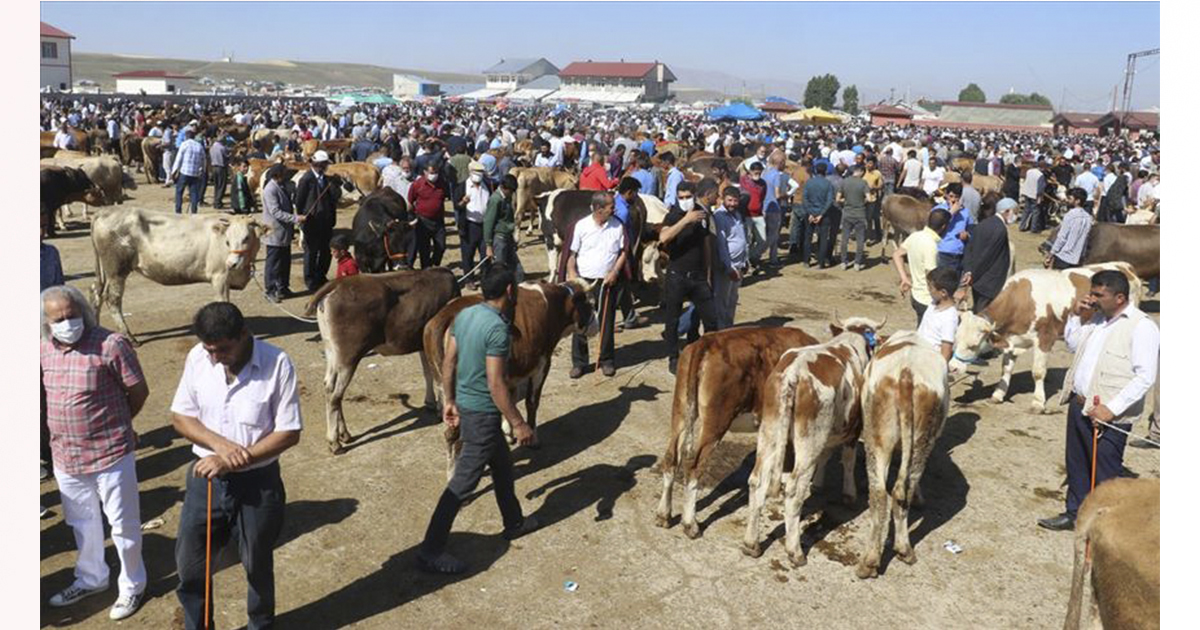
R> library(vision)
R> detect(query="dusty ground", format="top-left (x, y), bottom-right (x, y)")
top-left (40, 182), bottom-right (1160, 629)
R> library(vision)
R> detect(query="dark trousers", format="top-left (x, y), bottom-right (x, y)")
top-left (912, 296), bottom-right (929, 326)
top-left (936, 251), bottom-right (964, 274)
top-left (573, 278), bottom-right (619, 369)
top-left (40, 377), bottom-right (51, 463)
top-left (1050, 255), bottom-right (1075, 270)
top-left (840, 216), bottom-right (867, 267)
top-left (175, 174), bottom-right (203, 214)
top-left (867, 199), bottom-right (882, 242)
top-left (211, 165), bottom-right (228, 209)
top-left (176, 461), bottom-right (285, 630)
top-left (1064, 398), bottom-right (1129, 515)
top-left (1020, 196), bottom-right (1045, 232)
top-left (422, 410), bottom-right (523, 556)
top-left (264, 244), bottom-right (291, 296)
top-left (795, 213), bottom-right (833, 266)
top-left (302, 230), bottom-right (332, 291)
top-left (662, 269), bottom-right (719, 361)
top-left (972, 289), bottom-right (995, 314)
top-left (414, 216), bottom-right (446, 269)
top-left (491, 234), bottom-right (524, 281)
top-left (460, 220), bottom-right (486, 277)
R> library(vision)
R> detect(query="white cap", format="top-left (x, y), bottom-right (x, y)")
top-left (312, 150), bottom-right (330, 163)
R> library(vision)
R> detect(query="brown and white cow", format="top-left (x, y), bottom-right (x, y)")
top-left (90, 208), bottom-right (265, 344)
top-left (511, 166), bottom-right (578, 236)
top-left (655, 326), bottom-right (821, 539)
top-left (424, 280), bottom-right (597, 478)
top-left (1063, 478), bottom-right (1159, 630)
top-left (856, 330), bottom-right (950, 579)
top-left (949, 263), bottom-right (1143, 412)
top-left (305, 268), bottom-right (460, 454)
top-left (742, 318), bottom-right (883, 565)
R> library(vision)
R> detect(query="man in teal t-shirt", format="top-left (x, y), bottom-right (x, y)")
top-left (418, 267), bottom-right (539, 574)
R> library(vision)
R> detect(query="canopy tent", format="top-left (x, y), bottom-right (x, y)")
top-left (338, 93), bottom-right (400, 105)
top-left (781, 107), bottom-right (843, 124)
top-left (763, 96), bottom-right (799, 106)
top-left (706, 102), bottom-right (765, 121)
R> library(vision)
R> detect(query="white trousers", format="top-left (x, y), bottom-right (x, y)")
top-left (163, 150), bottom-right (175, 182)
top-left (54, 451), bottom-right (147, 596)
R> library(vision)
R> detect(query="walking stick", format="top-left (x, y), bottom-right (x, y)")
top-left (594, 284), bottom-right (611, 372)
top-left (1086, 396), bottom-right (1101, 562)
top-left (205, 477), bottom-right (213, 630)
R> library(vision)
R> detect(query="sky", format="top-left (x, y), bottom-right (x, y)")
top-left (39, 1), bottom-right (1161, 110)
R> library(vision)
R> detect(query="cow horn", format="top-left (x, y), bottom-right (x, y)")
top-left (873, 316), bottom-right (887, 332)
top-left (832, 308), bottom-right (844, 328)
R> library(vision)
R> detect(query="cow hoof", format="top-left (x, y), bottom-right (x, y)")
top-left (855, 563), bottom-right (878, 580)
top-left (654, 513), bottom-right (669, 529)
top-left (423, 399), bottom-right (438, 411)
top-left (1030, 403), bottom-right (1047, 414)
top-left (329, 442), bottom-right (345, 455)
top-left (741, 542), bottom-right (763, 558)
top-left (339, 430), bottom-right (354, 444)
top-left (683, 522), bottom-right (701, 540)
top-left (788, 553), bottom-right (808, 568)
top-left (896, 550), bottom-right (918, 565)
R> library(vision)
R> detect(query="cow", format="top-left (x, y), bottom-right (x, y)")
top-left (305, 268), bottom-right (460, 454)
top-left (539, 190), bottom-right (662, 283)
top-left (742, 319), bottom-right (882, 565)
top-left (972, 174), bottom-right (1003, 196)
top-left (141, 137), bottom-right (165, 183)
top-left (879, 194), bottom-right (932, 258)
top-left (948, 263), bottom-right (1143, 412)
top-left (1040, 223), bottom-right (1160, 281)
top-left (352, 187), bottom-right (413, 273)
top-left (1063, 478), bottom-right (1159, 630)
top-left (40, 166), bottom-right (108, 235)
top-left (855, 330), bottom-right (950, 579)
top-left (326, 161), bottom-right (382, 197)
top-left (41, 129), bottom-right (91, 155)
top-left (41, 155), bottom-right (136, 208)
top-left (424, 280), bottom-right (597, 479)
top-left (655, 326), bottom-right (822, 539)
top-left (511, 166), bottom-right (579, 235)
top-left (90, 208), bottom-right (265, 344)
top-left (119, 134), bottom-right (144, 169)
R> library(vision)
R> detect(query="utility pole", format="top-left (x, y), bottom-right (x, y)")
top-left (1059, 87), bottom-right (1066, 112)
top-left (1120, 48), bottom-right (1159, 118)
top-left (889, 87), bottom-right (895, 104)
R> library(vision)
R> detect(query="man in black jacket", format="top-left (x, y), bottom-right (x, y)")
top-left (294, 151), bottom-right (341, 291)
top-left (958, 198), bottom-right (1011, 313)
top-left (659, 179), bottom-right (720, 375)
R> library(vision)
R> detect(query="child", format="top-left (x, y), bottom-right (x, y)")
top-left (229, 159), bottom-right (256, 215)
top-left (331, 234), bottom-right (360, 279)
top-left (918, 266), bottom-right (961, 362)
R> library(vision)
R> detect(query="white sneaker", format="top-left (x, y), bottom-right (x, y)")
top-left (109, 592), bottom-right (143, 620)
top-left (48, 581), bottom-right (108, 607)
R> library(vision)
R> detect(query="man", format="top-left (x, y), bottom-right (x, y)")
top-left (406, 161), bottom-right (448, 269)
top-left (892, 209), bottom-right (950, 325)
top-left (1072, 160), bottom-right (1101, 212)
top-left (1045, 188), bottom-right (1093, 270)
top-left (631, 155), bottom-right (658, 198)
top-left (1019, 160), bottom-right (1047, 233)
top-left (878, 147), bottom-right (900, 198)
top-left (106, 116), bottom-right (121, 155)
top-left (41, 212), bottom-right (65, 483)
top-left (484, 174), bottom-right (523, 280)
top-left (209, 135), bottom-right (229, 210)
top-left (761, 155), bottom-right (788, 267)
top-left (838, 164), bottom-right (870, 271)
top-left (172, 127), bottom-right (206, 215)
top-left (863, 156), bottom-right (884, 243)
top-left (566, 192), bottom-right (628, 378)
top-left (739, 162), bottom-right (769, 271)
top-left (897, 149), bottom-right (923, 192)
top-left (383, 157), bottom-right (415, 199)
top-left (460, 161), bottom-right (490, 280)
top-left (41, 285), bottom-right (148, 620)
top-left (448, 146), bottom-right (473, 238)
top-left (1099, 162), bottom-right (1129, 224)
top-left (351, 135), bottom-right (375, 162)
top-left (960, 170), bottom-right (982, 222)
top-left (611, 178), bottom-right (650, 331)
top-left (230, 158), bottom-right (257, 215)
top-left (295, 151), bottom-right (341, 290)
top-left (53, 123), bottom-right (77, 150)
top-left (171, 303), bottom-right (303, 629)
top-left (418, 267), bottom-right (538, 574)
top-left (662, 152), bottom-right (685, 207)
top-left (791, 163), bottom-right (835, 268)
top-left (959, 199), bottom-right (1010, 313)
top-left (712, 186), bottom-right (749, 329)
top-left (933, 182), bottom-right (973, 273)
top-left (534, 143), bottom-right (555, 168)
top-left (740, 144), bottom-right (769, 174)
top-left (261, 165), bottom-right (305, 302)
top-left (580, 151), bottom-right (617, 191)
top-left (659, 180), bottom-right (720, 374)
top-left (1037, 270), bottom-right (1159, 532)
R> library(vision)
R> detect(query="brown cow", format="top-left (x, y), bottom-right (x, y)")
top-left (40, 166), bottom-right (107, 234)
top-left (1063, 478), bottom-right (1159, 630)
top-left (1041, 223), bottom-right (1159, 281)
top-left (119, 134), bottom-right (144, 169)
top-left (879, 194), bottom-right (932, 258)
top-left (655, 326), bottom-right (821, 539)
top-left (424, 280), bottom-right (597, 478)
top-left (511, 166), bottom-right (578, 236)
top-left (141, 137), bottom-right (164, 183)
top-left (306, 268), bottom-right (460, 454)
top-left (326, 161), bottom-right (382, 196)
top-left (41, 129), bottom-right (91, 154)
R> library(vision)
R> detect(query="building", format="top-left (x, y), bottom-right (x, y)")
top-left (506, 75), bottom-right (563, 102)
top-left (549, 61), bottom-right (675, 104)
top-left (41, 22), bottom-right (74, 91)
top-left (393, 74), bottom-right (440, 99)
top-left (868, 104), bottom-right (915, 127)
top-left (916, 100), bottom-right (1054, 133)
top-left (1050, 112), bottom-right (1104, 135)
top-left (113, 70), bottom-right (195, 95)
top-left (483, 58), bottom-right (558, 90)
top-left (1096, 111), bottom-right (1159, 138)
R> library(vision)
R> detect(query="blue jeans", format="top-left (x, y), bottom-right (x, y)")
top-left (175, 174), bottom-right (203, 214)
top-left (936, 251), bottom-right (964, 274)
top-left (1064, 398), bottom-right (1129, 515)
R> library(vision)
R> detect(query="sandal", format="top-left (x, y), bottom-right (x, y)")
top-left (417, 551), bottom-right (467, 575)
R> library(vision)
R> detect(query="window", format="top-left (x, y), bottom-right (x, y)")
top-left (41, 42), bottom-right (57, 59)
top-left (167, 84), bottom-right (176, 93)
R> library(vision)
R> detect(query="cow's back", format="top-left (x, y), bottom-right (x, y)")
top-left (92, 207), bottom-right (218, 285)
top-left (985, 270), bottom-right (1075, 338)
top-left (1081, 224), bottom-right (1160, 279)
top-left (382, 268), bottom-right (459, 352)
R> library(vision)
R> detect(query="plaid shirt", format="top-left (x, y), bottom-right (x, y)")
top-left (173, 138), bottom-right (206, 178)
top-left (41, 326), bottom-right (145, 474)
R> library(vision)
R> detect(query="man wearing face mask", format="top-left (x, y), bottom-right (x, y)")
top-left (484, 174), bottom-right (524, 280)
top-left (294, 151), bottom-right (341, 291)
top-left (41, 285), bottom-right (149, 620)
top-left (407, 161), bottom-right (448, 269)
top-left (459, 161), bottom-right (491, 282)
top-left (382, 156), bottom-right (415, 200)
top-left (659, 179), bottom-right (719, 374)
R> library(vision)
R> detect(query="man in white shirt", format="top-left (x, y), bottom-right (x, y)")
top-left (566, 192), bottom-right (627, 379)
top-left (171, 303), bottom-right (303, 629)
top-left (898, 150), bottom-right (923, 191)
top-left (1037, 270), bottom-right (1159, 531)
top-left (1072, 162), bottom-right (1101, 211)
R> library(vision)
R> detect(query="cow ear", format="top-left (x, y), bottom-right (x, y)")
top-left (829, 323), bottom-right (844, 337)
top-left (211, 218), bottom-right (231, 234)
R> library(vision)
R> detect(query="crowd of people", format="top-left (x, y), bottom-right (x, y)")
top-left (40, 94), bottom-right (1160, 625)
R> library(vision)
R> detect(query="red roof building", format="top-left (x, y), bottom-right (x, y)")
top-left (41, 22), bottom-right (74, 91)
top-left (868, 104), bottom-right (915, 127)
top-left (41, 22), bottom-right (75, 39)
top-left (1096, 111), bottom-right (1159, 138)
top-left (552, 61), bottom-right (676, 103)
top-left (1051, 112), bottom-right (1105, 135)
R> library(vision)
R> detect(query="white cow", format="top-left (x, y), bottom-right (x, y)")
top-left (90, 208), bottom-right (266, 343)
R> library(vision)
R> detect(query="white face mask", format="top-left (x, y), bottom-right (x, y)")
top-left (401, 170), bottom-right (412, 179)
top-left (428, 173), bottom-right (439, 182)
top-left (679, 198), bottom-right (696, 212)
top-left (470, 173), bottom-right (483, 183)
top-left (51, 317), bottom-right (85, 344)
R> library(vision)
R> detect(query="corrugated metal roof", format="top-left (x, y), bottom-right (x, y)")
top-left (559, 62), bottom-right (657, 78)
top-left (483, 58), bottom-right (542, 74)
top-left (41, 22), bottom-right (75, 39)
top-left (1052, 112), bottom-right (1105, 127)
top-left (938, 102), bottom-right (1054, 127)
top-left (1096, 111), bottom-right (1160, 130)
top-left (868, 105), bottom-right (914, 117)
top-left (939, 100), bottom-right (1053, 111)
top-left (521, 75), bottom-right (560, 90)
top-left (112, 70), bottom-right (193, 79)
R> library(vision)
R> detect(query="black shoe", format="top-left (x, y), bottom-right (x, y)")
top-left (668, 358), bottom-right (678, 375)
top-left (569, 366), bottom-right (585, 380)
top-left (417, 550), bottom-right (467, 575)
top-left (601, 363), bottom-right (616, 377)
top-left (265, 292), bottom-right (282, 304)
top-left (1037, 513), bottom-right (1076, 531)
top-left (503, 515), bottom-right (540, 541)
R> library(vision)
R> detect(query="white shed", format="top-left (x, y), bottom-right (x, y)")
top-left (113, 70), bottom-right (195, 95)
top-left (40, 22), bottom-right (74, 91)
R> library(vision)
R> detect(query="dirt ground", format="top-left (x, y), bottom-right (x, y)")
top-left (40, 181), bottom-right (1160, 629)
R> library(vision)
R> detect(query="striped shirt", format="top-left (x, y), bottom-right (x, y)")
top-left (41, 327), bottom-right (145, 474)
top-left (173, 138), bottom-right (206, 177)
top-left (1050, 207), bottom-right (1093, 265)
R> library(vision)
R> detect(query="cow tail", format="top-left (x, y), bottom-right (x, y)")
top-left (1063, 512), bottom-right (1095, 630)
top-left (304, 281), bottom-right (339, 317)
top-left (895, 368), bottom-right (916, 507)
top-left (769, 366), bottom-right (803, 497)
top-left (90, 224), bottom-right (106, 313)
top-left (673, 343), bottom-right (706, 473)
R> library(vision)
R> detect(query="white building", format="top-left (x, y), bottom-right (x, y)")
top-left (40, 22), bottom-right (74, 91)
top-left (393, 74), bottom-right (439, 99)
top-left (113, 70), bottom-right (195, 95)
top-left (460, 57), bottom-right (560, 100)
top-left (549, 61), bottom-right (675, 104)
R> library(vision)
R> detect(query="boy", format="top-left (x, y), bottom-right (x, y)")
top-left (229, 158), bottom-right (256, 215)
top-left (331, 234), bottom-right (359, 278)
top-left (917, 266), bottom-right (961, 362)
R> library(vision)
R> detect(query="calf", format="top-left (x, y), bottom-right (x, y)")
top-left (655, 326), bottom-right (821, 539)
top-left (40, 165), bottom-right (107, 235)
top-left (879, 194), bottom-right (932, 258)
top-left (856, 331), bottom-right (950, 579)
top-left (743, 318), bottom-right (882, 565)
top-left (41, 154), bottom-right (136, 208)
top-left (90, 208), bottom-right (265, 343)
top-left (352, 188), bottom-right (413, 273)
top-left (1063, 478), bottom-right (1159, 630)
top-left (424, 280), bottom-right (597, 478)
top-left (305, 268), bottom-right (459, 454)
top-left (949, 263), bottom-right (1142, 412)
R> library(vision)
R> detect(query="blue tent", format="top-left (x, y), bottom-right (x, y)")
top-left (763, 96), bottom-right (799, 106)
top-left (707, 102), bottom-right (765, 121)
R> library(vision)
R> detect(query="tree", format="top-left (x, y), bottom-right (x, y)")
top-left (803, 74), bottom-right (840, 110)
top-left (958, 83), bottom-right (987, 103)
top-left (999, 93), bottom-right (1029, 105)
top-left (1027, 92), bottom-right (1052, 107)
top-left (841, 85), bottom-right (859, 115)
top-left (730, 96), bottom-right (754, 107)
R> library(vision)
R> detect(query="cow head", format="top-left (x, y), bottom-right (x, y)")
top-left (214, 217), bottom-right (264, 271)
top-left (563, 278), bottom-right (598, 338)
top-left (366, 217), bottom-right (410, 271)
top-left (829, 310), bottom-right (887, 351)
top-left (948, 311), bottom-right (995, 374)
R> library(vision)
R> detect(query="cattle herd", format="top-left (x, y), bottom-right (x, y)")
top-left (40, 95), bottom-right (1160, 627)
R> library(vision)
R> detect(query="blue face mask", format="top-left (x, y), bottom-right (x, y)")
top-left (863, 330), bottom-right (877, 351)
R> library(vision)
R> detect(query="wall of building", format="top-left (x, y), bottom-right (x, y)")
top-left (40, 35), bottom-right (71, 90)
top-left (115, 78), bottom-right (191, 95)
top-left (871, 114), bottom-right (912, 127)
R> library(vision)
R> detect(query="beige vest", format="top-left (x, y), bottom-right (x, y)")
top-left (1058, 308), bottom-right (1148, 425)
